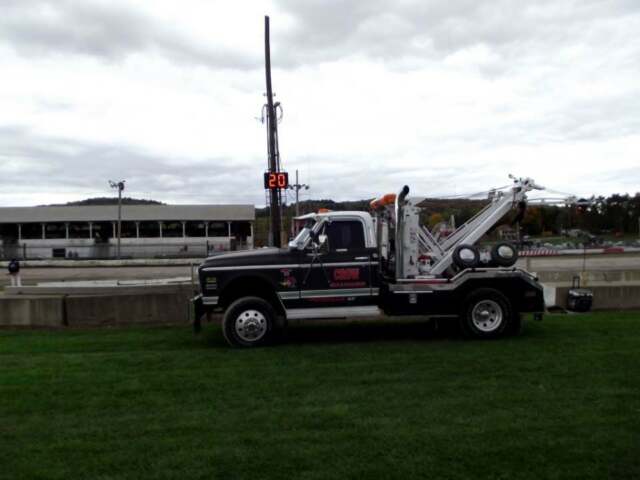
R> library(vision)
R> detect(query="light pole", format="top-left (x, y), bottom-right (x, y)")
top-left (288, 169), bottom-right (309, 236)
top-left (109, 180), bottom-right (125, 259)
top-left (288, 169), bottom-right (309, 218)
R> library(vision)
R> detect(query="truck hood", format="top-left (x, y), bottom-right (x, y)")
top-left (200, 247), bottom-right (295, 268)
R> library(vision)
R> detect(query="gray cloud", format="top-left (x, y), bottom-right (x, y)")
top-left (1, 1), bottom-right (639, 207)
top-left (600, 166), bottom-right (640, 185)
top-left (0, 0), bottom-right (259, 69)
top-left (4, 0), bottom-right (638, 73)
top-left (274, 0), bottom-right (640, 67)
top-left (0, 126), bottom-right (263, 204)
top-left (0, 126), bottom-right (516, 208)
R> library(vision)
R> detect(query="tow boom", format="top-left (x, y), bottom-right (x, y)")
top-left (374, 176), bottom-right (544, 278)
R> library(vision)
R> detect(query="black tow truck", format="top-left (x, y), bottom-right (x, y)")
top-left (192, 177), bottom-right (545, 347)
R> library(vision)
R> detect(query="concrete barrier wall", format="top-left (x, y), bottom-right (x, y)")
top-left (0, 295), bottom-right (64, 327)
top-left (0, 288), bottom-right (194, 327)
top-left (537, 270), bottom-right (640, 284)
top-left (554, 285), bottom-right (640, 311)
top-left (64, 292), bottom-right (193, 326)
top-left (517, 253), bottom-right (640, 272)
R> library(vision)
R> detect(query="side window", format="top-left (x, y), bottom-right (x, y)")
top-left (324, 220), bottom-right (365, 251)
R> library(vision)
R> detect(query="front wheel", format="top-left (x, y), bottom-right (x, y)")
top-left (222, 297), bottom-right (276, 347)
top-left (460, 288), bottom-right (512, 339)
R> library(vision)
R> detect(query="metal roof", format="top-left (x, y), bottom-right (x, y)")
top-left (0, 204), bottom-right (255, 223)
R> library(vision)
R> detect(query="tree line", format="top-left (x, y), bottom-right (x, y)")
top-left (255, 193), bottom-right (640, 244)
top-left (514, 193), bottom-right (640, 236)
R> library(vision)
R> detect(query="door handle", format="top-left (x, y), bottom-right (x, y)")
top-left (354, 256), bottom-right (369, 261)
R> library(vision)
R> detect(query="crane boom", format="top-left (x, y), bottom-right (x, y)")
top-left (388, 176), bottom-right (544, 278)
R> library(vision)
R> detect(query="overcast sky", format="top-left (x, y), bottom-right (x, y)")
top-left (1, 0), bottom-right (639, 207)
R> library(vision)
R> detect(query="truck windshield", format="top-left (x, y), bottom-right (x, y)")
top-left (288, 219), bottom-right (317, 249)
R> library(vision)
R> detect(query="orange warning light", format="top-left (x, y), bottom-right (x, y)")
top-left (370, 193), bottom-right (396, 210)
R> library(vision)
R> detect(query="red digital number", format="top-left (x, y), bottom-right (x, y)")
top-left (264, 171), bottom-right (288, 189)
top-left (277, 173), bottom-right (287, 188)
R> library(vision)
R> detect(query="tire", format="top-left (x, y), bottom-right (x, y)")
top-left (452, 244), bottom-right (481, 270)
top-left (222, 296), bottom-right (276, 348)
top-left (460, 288), bottom-right (512, 339)
top-left (490, 242), bottom-right (518, 267)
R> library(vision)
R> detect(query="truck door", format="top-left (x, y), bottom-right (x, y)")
top-left (299, 218), bottom-right (376, 309)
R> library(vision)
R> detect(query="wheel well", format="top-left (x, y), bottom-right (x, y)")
top-left (457, 280), bottom-right (519, 311)
top-left (219, 276), bottom-right (284, 315)
top-left (457, 276), bottom-right (543, 313)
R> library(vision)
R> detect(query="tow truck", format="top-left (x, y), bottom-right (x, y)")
top-left (192, 176), bottom-right (546, 347)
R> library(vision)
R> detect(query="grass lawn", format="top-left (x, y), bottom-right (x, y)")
top-left (1, 313), bottom-right (639, 480)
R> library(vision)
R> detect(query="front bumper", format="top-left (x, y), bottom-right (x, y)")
top-left (191, 295), bottom-right (220, 333)
top-left (191, 294), bottom-right (204, 333)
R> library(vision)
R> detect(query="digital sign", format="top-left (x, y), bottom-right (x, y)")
top-left (263, 171), bottom-right (289, 190)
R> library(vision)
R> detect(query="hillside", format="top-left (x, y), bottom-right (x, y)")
top-left (47, 197), bottom-right (164, 206)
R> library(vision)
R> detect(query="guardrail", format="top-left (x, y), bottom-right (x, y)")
top-left (519, 246), bottom-right (640, 257)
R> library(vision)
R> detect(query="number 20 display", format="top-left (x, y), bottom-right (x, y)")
top-left (263, 172), bottom-right (289, 190)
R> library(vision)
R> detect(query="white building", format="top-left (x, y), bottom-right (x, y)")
top-left (0, 204), bottom-right (254, 259)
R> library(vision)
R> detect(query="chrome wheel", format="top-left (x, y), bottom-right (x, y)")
top-left (471, 300), bottom-right (503, 333)
top-left (235, 309), bottom-right (267, 342)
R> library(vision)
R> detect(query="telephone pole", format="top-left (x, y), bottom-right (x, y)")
top-left (289, 169), bottom-right (309, 217)
top-left (264, 15), bottom-right (283, 247)
top-left (109, 180), bottom-right (125, 259)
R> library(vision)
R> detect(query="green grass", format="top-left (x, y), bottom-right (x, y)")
top-left (1, 313), bottom-right (639, 480)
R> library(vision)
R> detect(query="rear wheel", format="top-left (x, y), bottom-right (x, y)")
top-left (222, 296), bottom-right (276, 347)
top-left (460, 288), bottom-right (511, 339)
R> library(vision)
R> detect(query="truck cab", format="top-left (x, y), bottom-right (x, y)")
top-left (195, 211), bottom-right (381, 333)
top-left (286, 210), bottom-right (379, 311)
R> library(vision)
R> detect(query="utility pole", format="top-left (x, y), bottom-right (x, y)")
top-left (109, 180), bottom-right (125, 259)
top-left (264, 15), bottom-right (283, 247)
top-left (289, 169), bottom-right (309, 218)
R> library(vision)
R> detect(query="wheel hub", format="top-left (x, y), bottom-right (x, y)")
top-left (471, 300), bottom-right (503, 333)
top-left (235, 309), bottom-right (267, 342)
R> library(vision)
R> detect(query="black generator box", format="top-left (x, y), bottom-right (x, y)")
top-left (567, 277), bottom-right (593, 312)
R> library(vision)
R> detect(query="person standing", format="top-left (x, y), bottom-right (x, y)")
top-left (7, 259), bottom-right (21, 287)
